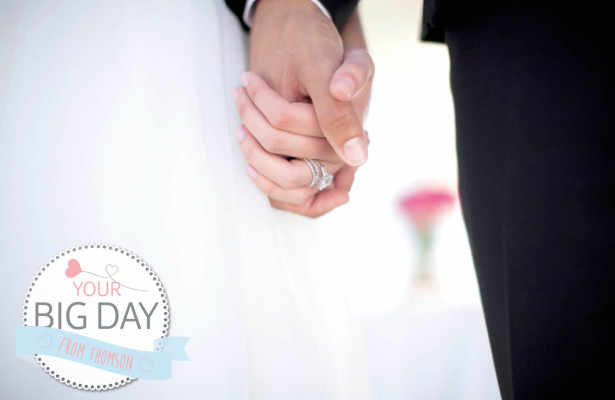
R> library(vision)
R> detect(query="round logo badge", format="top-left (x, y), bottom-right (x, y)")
top-left (19, 244), bottom-right (170, 390)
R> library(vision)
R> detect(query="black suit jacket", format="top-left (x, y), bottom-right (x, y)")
top-left (421, 0), bottom-right (447, 42)
top-left (224, 0), bottom-right (360, 32)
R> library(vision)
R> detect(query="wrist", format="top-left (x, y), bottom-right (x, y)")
top-left (252, 0), bottom-right (323, 28)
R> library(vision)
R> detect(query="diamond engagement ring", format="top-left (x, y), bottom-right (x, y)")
top-left (301, 158), bottom-right (333, 191)
top-left (315, 161), bottom-right (333, 190)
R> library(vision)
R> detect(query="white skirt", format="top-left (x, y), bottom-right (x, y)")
top-left (0, 1), bottom-right (370, 398)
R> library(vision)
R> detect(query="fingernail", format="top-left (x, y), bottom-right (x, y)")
top-left (246, 164), bottom-right (258, 179)
top-left (240, 72), bottom-right (250, 86)
top-left (335, 78), bottom-right (355, 99)
top-left (235, 126), bottom-right (245, 142)
top-left (343, 137), bottom-right (368, 166)
top-left (231, 87), bottom-right (240, 101)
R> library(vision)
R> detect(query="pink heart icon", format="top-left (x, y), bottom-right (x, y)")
top-left (65, 259), bottom-right (83, 278)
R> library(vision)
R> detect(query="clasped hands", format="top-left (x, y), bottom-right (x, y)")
top-left (231, 0), bottom-right (374, 217)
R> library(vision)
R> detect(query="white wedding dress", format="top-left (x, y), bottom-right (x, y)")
top-left (0, 1), bottom-right (370, 398)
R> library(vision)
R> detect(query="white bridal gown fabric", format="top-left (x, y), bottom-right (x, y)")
top-left (0, 1), bottom-right (370, 398)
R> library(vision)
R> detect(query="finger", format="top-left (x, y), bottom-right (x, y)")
top-left (246, 164), bottom-right (320, 205)
top-left (333, 164), bottom-right (358, 192)
top-left (241, 71), bottom-right (323, 137)
top-left (302, 66), bottom-right (368, 167)
top-left (330, 49), bottom-right (375, 102)
top-left (237, 125), bottom-right (338, 189)
top-left (270, 189), bottom-right (350, 218)
top-left (232, 86), bottom-right (340, 162)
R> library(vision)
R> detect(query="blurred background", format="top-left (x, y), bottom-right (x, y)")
top-left (320, 0), bottom-right (501, 398)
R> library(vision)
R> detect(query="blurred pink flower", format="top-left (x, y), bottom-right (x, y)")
top-left (398, 188), bottom-right (456, 231)
top-left (398, 187), bottom-right (457, 282)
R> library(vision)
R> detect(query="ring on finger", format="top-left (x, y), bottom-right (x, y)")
top-left (302, 158), bottom-right (320, 188)
top-left (301, 158), bottom-right (333, 191)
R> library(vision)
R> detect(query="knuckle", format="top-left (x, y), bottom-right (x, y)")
top-left (320, 106), bottom-right (357, 134)
top-left (269, 106), bottom-right (292, 130)
top-left (281, 173), bottom-right (301, 189)
top-left (341, 50), bottom-right (368, 76)
top-left (260, 132), bottom-right (284, 154)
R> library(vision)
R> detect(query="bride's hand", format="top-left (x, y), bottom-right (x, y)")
top-left (232, 72), bottom-right (354, 217)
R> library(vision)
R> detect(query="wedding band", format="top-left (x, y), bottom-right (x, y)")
top-left (301, 158), bottom-right (332, 190)
top-left (301, 158), bottom-right (320, 188)
top-left (314, 161), bottom-right (333, 191)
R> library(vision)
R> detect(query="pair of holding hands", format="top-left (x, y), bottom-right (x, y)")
top-left (232, 0), bottom-right (374, 217)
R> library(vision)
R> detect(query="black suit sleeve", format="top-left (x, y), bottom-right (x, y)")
top-left (421, 0), bottom-right (447, 42)
top-left (224, 0), bottom-right (251, 31)
top-left (318, 0), bottom-right (359, 31)
top-left (224, 0), bottom-right (359, 32)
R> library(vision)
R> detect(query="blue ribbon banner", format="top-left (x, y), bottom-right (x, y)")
top-left (16, 326), bottom-right (189, 380)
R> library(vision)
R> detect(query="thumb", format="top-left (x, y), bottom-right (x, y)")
top-left (303, 67), bottom-right (368, 166)
top-left (329, 48), bottom-right (374, 102)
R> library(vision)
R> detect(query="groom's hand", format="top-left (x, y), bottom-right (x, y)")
top-left (250, 0), bottom-right (369, 166)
